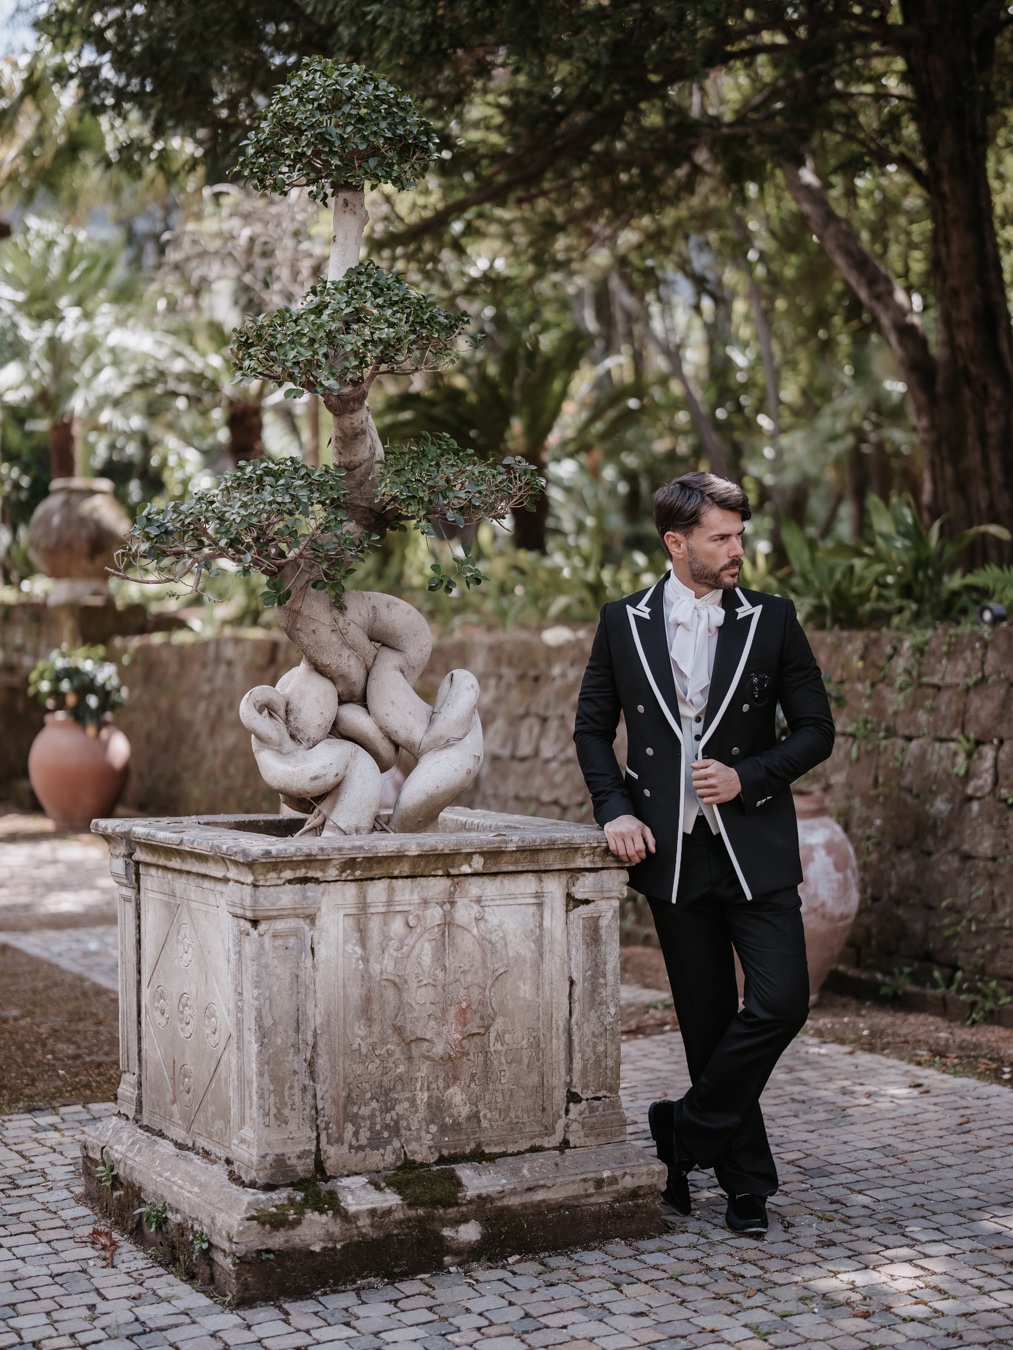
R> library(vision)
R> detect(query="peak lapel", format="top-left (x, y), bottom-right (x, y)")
top-left (700, 588), bottom-right (762, 748)
top-left (626, 574), bottom-right (682, 741)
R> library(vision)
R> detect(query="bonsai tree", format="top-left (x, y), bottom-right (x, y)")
top-left (117, 60), bottom-right (540, 836)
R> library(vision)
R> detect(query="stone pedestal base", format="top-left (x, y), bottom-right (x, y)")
top-left (84, 808), bottom-right (664, 1299)
top-left (83, 1116), bottom-right (663, 1303)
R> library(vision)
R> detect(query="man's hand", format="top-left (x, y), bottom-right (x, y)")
top-left (603, 814), bottom-right (657, 865)
top-left (691, 758), bottom-right (741, 805)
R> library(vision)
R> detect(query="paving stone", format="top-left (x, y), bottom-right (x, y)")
top-left (6, 1004), bottom-right (1013, 1350)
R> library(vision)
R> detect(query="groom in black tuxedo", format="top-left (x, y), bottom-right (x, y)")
top-left (574, 472), bottom-right (835, 1235)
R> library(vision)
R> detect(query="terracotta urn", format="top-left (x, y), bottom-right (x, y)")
top-left (26, 477), bottom-right (132, 606)
top-left (735, 790), bottom-right (860, 1005)
top-left (28, 711), bottom-right (131, 830)
top-left (795, 790), bottom-right (860, 1001)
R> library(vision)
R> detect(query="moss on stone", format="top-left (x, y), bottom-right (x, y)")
top-left (386, 1165), bottom-right (463, 1209)
top-left (253, 1178), bottom-right (344, 1231)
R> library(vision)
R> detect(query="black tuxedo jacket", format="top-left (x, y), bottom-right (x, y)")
top-left (573, 576), bottom-right (835, 902)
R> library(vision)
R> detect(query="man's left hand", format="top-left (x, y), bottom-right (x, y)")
top-left (691, 758), bottom-right (741, 805)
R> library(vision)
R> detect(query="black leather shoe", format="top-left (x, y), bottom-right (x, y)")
top-left (725, 1193), bottom-right (768, 1235)
top-left (649, 1100), bottom-right (692, 1217)
top-left (660, 1173), bottom-right (691, 1218)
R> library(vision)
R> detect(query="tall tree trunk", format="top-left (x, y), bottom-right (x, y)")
top-left (899, 0), bottom-right (1013, 553)
top-left (784, 1), bottom-right (1013, 559)
top-left (227, 400), bottom-right (264, 468)
top-left (49, 416), bottom-right (75, 481)
top-left (512, 443), bottom-right (548, 551)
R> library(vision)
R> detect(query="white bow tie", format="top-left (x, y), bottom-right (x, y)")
top-left (667, 590), bottom-right (724, 707)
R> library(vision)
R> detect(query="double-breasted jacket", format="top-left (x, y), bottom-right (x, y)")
top-left (573, 576), bottom-right (836, 901)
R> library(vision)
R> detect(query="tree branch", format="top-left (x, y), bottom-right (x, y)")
top-left (611, 273), bottom-right (729, 478)
top-left (781, 154), bottom-right (937, 421)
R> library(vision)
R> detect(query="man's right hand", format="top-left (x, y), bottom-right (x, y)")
top-left (603, 814), bottom-right (657, 865)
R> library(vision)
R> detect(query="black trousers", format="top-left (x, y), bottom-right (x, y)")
top-left (648, 819), bottom-right (810, 1198)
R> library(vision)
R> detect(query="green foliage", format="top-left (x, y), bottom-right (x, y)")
top-left (377, 432), bottom-right (541, 534)
top-left (768, 494), bottom-right (1011, 629)
top-left (861, 494), bottom-right (1009, 626)
top-left (351, 519), bottom-right (663, 629)
top-left (28, 645), bottom-right (128, 730)
top-left (773, 519), bottom-right (881, 630)
top-left (191, 1228), bottom-right (210, 1253)
top-left (235, 59), bottom-right (437, 200)
top-left (95, 1160), bottom-right (119, 1190)
top-left (967, 978), bottom-right (1013, 1026)
top-left (960, 564), bottom-right (1013, 608)
top-left (0, 216), bottom-right (136, 416)
top-left (231, 263), bottom-right (469, 397)
top-left (119, 435), bottom-right (540, 604)
top-left (140, 1200), bottom-right (168, 1233)
top-left (119, 457), bottom-right (365, 608)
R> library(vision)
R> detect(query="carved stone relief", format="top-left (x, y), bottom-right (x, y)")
top-left (141, 868), bottom-right (232, 1154)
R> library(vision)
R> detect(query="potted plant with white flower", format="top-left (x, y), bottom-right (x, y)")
top-left (27, 645), bottom-right (131, 828)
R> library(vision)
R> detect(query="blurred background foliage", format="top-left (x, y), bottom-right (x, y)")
top-left (3, 3), bottom-right (1013, 628)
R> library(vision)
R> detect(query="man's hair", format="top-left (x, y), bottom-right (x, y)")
top-left (653, 471), bottom-right (751, 541)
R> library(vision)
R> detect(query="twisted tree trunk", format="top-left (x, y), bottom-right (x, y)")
top-left (260, 181), bottom-right (484, 835)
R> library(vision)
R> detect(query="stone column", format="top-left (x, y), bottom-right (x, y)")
top-left (564, 869), bottom-right (628, 1146)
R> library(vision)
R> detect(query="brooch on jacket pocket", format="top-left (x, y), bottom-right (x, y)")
top-left (745, 672), bottom-right (772, 706)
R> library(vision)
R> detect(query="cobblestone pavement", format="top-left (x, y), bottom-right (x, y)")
top-left (0, 818), bottom-right (118, 987)
top-left (4, 1031), bottom-right (1013, 1349)
top-left (0, 821), bottom-right (114, 930)
top-left (0, 927), bottom-right (118, 992)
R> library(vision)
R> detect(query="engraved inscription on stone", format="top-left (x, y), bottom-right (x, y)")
top-left (204, 1002), bottom-right (222, 1049)
top-left (153, 985), bottom-right (169, 1027)
top-left (381, 900), bottom-right (509, 1063)
top-left (177, 992), bottom-right (195, 1039)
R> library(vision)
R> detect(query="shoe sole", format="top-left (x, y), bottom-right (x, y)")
top-left (726, 1221), bottom-right (767, 1237)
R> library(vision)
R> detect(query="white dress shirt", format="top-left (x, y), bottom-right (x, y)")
top-left (662, 572), bottom-right (724, 834)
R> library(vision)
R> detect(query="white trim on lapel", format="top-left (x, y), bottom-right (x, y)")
top-left (629, 579), bottom-right (658, 619)
top-left (626, 591), bottom-right (686, 900)
top-left (699, 585), bottom-right (763, 901)
top-left (626, 601), bottom-right (682, 745)
top-left (733, 586), bottom-right (760, 619)
top-left (713, 808), bottom-right (754, 901)
top-left (698, 601), bottom-right (762, 755)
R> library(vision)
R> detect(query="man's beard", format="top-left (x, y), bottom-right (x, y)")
top-left (686, 539), bottom-right (741, 590)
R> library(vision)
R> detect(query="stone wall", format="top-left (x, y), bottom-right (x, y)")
top-left (4, 599), bottom-right (1013, 992)
top-left (804, 627), bottom-right (1013, 997)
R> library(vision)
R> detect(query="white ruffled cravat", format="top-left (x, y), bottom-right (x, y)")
top-left (666, 582), bottom-right (725, 708)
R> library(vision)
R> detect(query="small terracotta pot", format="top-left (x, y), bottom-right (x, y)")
top-left (734, 790), bottom-right (860, 1005)
top-left (28, 711), bottom-right (131, 830)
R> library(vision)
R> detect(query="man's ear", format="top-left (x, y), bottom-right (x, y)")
top-left (663, 529), bottom-right (686, 561)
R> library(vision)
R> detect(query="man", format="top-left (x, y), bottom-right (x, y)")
top-left (574, 472), bottom-right (835, 1235)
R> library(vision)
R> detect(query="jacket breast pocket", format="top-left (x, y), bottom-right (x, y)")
top-left (742, 670), bottom-right (774, 707)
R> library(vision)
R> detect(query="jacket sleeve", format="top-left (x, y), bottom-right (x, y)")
top-left (734, 600), bottom-right (836, 813)
top-left (573, 607), bottom-right (637, 827)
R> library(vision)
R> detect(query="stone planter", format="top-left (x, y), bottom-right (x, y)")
top-left (83, 809), bottom-right (664, 1301)
top-left (28, 712), bottom-right (131, 829)
top-left (27, 476), bottom-right (131, 606)
top-left (795, 790), bottom-right (861, 999)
